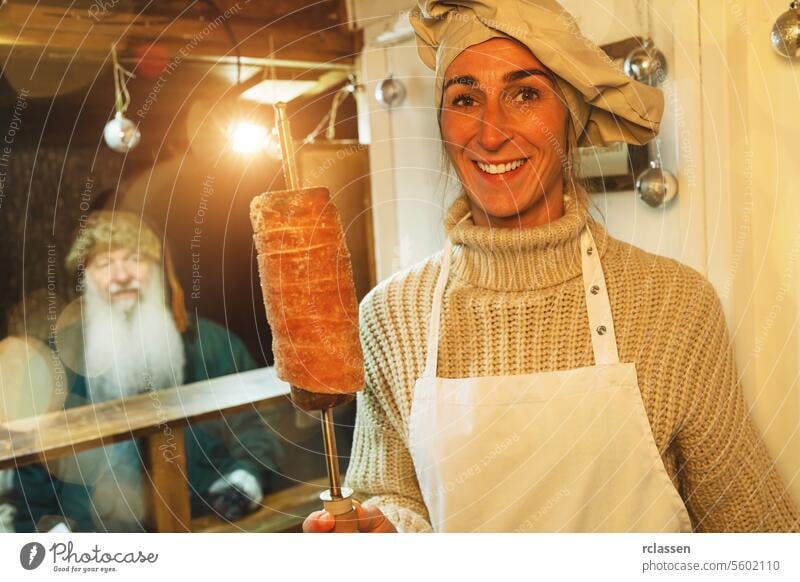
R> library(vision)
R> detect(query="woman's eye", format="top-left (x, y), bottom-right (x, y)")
top-left (451, 94), bottom-right (475, 107)
top-left (509, 87), bottom-right (540, 103)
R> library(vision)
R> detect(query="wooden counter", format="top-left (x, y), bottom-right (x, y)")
top-left (0, 367), bottom-right (296, 532)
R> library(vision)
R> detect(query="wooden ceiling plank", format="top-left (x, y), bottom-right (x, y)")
top-left (0, 3), bottom-right (357, 64)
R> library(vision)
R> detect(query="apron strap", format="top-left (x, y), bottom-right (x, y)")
top-left (424, 212), bottom-right (469, 378)
top-left (424, 217), bottom-right (620, 377)
top-left (580, 225), bottom-right (620, 365)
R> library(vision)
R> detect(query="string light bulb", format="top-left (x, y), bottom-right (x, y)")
top-left (228, 121), bottom-right (282, 158)
top-left (229, 121), bottom-right (269, 153)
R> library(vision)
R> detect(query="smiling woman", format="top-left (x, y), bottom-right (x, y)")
top-left (301, 0), bottom-right (800, 535)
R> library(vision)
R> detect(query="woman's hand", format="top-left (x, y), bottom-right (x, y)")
top-left (302, 501), bottom-right (396, 533)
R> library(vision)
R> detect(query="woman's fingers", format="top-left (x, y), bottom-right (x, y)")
top-left (302, 503), bottom-right (396, 533)
top-left (354, 502), bottom-right (396, 533)
top-left (302, 510), bottom-right (335, 533)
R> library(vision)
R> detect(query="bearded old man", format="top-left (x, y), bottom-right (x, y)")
top-left (11, 211), bottom-right (281, 532)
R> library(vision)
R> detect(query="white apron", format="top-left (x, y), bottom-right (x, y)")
top-left (408, 220), bottom-right (692, 532)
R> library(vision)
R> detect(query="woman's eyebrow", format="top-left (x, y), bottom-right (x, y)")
top-left (502, 68), bottom-right (551, 83)
top-left (443, 69), bottom-right (552, 91)
top-left (443, 74), bottom-right (478, 91)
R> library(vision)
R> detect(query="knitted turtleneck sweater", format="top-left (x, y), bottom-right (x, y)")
top-left (344, 191), bottom-right (800, 533)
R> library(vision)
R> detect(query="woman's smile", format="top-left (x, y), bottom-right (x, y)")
top-left (472, 158), bottom-right (529, 178)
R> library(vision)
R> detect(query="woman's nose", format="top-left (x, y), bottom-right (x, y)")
top-left (477, 102), bottom-right (511, 151)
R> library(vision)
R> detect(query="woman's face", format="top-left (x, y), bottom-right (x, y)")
top-left (440, 38), bottom-right (569, 227)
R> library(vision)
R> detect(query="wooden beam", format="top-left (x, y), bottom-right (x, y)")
top-left (0, 367), bottom-right (290, 470)
top-left (144, 425), bottom-right (192, 532)
top-left (0, 3), bottom-right (358, 65)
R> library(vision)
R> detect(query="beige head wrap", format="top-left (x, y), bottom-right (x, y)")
top-left (409, 0), bottom-right (664, 147)
top-left (67, 211), bottom-right (188, 333)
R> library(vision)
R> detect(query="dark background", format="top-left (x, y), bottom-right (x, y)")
top-left (0, 0), bottom-right (360, 367)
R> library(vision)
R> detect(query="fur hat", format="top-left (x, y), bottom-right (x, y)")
top-left (66, 211), bottom-right (187, 332)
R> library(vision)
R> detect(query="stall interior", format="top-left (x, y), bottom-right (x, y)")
top-left (0, 0), bottom-right (375, 532)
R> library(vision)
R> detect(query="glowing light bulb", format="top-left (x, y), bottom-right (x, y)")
top-left (229, 121), bottom-right (269, 153)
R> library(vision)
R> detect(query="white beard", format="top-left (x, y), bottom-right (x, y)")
top-left (71, 271), bottom-right (186, 531)
top-left (83, 273), bottom-right (186, 402)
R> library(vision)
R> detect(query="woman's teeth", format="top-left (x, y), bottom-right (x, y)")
top-left (476, 159), bottom-right (527, 175)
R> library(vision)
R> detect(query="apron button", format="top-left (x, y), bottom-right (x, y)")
top-left (590, 284), bottom-right (600, 295)
top-left (596, 325), bottom-right (607, 335)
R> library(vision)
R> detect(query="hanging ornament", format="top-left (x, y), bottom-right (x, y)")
top-left (635, 159), bottom-right (678, 208)
top-left (103, 44), bottom-right (141, 153)
top-left (103, 113), bottom-right (142, 153)
top-left (375, 74), bottom-right (406, 107)
top-left (771, 1), bottom-right (800, 58)
top-left (624, 38), bottom-right (668, 86)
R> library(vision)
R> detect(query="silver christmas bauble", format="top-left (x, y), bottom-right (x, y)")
top-left (624, 39), bottom-right (668, 86)
top-left (771, 2), bottom-right (800, 58)
top-left (103, 112), bottom-right (141, 153)
top-left (375, 74), bottom-right (406, 107)
top-left (635, 160), bottom-right (678, 208)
